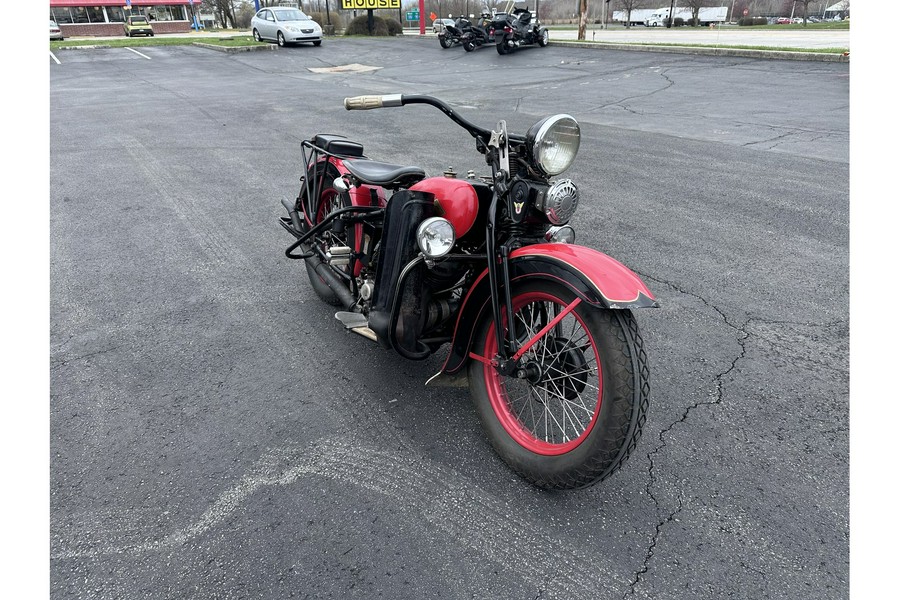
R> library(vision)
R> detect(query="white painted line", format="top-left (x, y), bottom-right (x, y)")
top-left (49, 50), bottom-right (60, 65)
top-left (124, 47), bottom-right (151, 60)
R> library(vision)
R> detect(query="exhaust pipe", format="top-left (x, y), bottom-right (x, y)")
top-left (304, 243), bottom-right (357, 310)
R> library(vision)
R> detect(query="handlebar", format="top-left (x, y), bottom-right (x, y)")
top-left (343, 94), bottom-right (402, 111)
top-left (343, 94), bottom-right (497, 143)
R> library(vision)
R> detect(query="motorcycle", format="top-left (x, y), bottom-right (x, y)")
top-left (278, 94), bottom-right (657, 490)
top-left (492, 1), bottom-right (549, 55)
top-left (461, 12), bottom-right (497, 52)
top-left (438, 16), bottom-right (470, 49)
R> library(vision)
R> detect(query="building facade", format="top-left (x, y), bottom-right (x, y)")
top-left (49, 1), bottom-right (200, 36)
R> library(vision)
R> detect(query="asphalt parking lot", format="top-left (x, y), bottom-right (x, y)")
top-left (49, 37), bottom-right (849, 599)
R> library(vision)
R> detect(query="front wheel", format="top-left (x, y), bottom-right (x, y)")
top-left (467, 281), bottom-right (649, 490)
top-left (538, 28), bottom-right (549, 47)
top-left (253, 28), bottom-right (262, 42)
top-left (313, 40), bottom-right (322, 47)
top-left (439, 34), bottom-right (453, 49)
top-left (277, 31), bottom-right (286, 47)
top-left (463, 40), bottom-right (476, 52)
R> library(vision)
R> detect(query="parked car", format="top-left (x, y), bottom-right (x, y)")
top-left (775, 17), bottom-right (792, 24)
top-left (124, 15), bottom-right (154, 37)
top-left (791, 17), bottom-right (803, 24)
top-left (251, 7), bottom-right (322, 47)
top-left (432, 18), bottom-right (454, 33)
top-left (50, 20), bottom-right (64, 41)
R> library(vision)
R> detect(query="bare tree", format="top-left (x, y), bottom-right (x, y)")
top-left (617, 0), bottom-right (649, 29)
top-left (683, 0), bottom-right (704, 26)
top-left (578, 0), bottom-right (588, 40)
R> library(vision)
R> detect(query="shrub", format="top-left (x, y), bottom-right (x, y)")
top-left (344, 15), bottom-right (402, 36)
top-left (308, 12), bottom-right (343, 31)
top-left (737, 17), bottom-right (768, 26)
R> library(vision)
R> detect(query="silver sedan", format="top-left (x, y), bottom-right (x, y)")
top-left (251, 7), bottom-right (322, 47)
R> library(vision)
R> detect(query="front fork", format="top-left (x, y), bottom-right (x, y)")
top-left (482, 120), bottom-right (571, 378)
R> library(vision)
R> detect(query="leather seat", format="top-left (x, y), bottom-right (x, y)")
top-left (343, 159), bottom-right (426, 188)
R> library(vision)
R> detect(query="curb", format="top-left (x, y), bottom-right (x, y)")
top-left (191, 41), bottom-right (276, 53)
top-left (550, 40), bottom-right (849, 62)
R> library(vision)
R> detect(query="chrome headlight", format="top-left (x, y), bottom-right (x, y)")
top-left (539, 180), bottom-right (579, 225)
top-left (526, 114), bottom-right (581, 177)
top-left (417, 217), bottom-right (455, 258)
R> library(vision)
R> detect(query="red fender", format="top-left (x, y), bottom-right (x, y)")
top-left (438, 243), bottom-right (657, 376)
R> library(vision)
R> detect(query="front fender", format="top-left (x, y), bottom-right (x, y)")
top-left (439, 244), bottom-right (657, 376)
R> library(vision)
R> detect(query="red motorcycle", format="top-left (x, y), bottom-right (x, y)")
top-left (279, 94), bottom-right (657, 490)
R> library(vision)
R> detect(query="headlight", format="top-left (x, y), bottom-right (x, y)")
top-left (416, 217), bottom-right (456, 258)
top-left (526, 114), bottom-right (581, 177)
top-left (286, 25), bottom-right (299, 32)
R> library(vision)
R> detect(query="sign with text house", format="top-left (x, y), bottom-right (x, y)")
top-left (341, 0), bottom-right (402, 9)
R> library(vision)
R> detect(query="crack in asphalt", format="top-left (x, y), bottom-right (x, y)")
top-left (623, 273), bottom-right (750, 599)
top-left (625, 270), bottom-right (846, 597)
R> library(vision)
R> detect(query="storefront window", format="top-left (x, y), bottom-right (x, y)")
top-left (106, 7), bottom-right (125, 22)
top-left (136, 5), bottom-right (186, 22)
top-left (72, 7), bottom-right (89, 23)
top-left (86, 6), bottom-right (105, 23)
top-left (51, 8), bottom-right (73, 24)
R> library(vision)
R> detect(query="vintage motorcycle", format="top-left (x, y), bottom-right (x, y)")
top-left (278, 94), bottom-right (656, 490)
top-left (493, 2), bottom-right (548, 54)
top-left (461, 12), bottom-right (497, 52)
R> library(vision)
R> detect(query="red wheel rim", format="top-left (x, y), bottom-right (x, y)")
top-left (483, 290), bottom-right (603, 455)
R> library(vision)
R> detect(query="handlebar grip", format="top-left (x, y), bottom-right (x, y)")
top-left (343, 94), bottom-right (403, 111)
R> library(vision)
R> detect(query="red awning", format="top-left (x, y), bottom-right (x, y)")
top-left (50, 1), bottom-right (198, 6)
top-left (51, 1), bottom-right (126, 6)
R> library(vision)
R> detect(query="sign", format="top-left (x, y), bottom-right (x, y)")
top-left (429, 11), bottom-right (437, 21)
top-left (743, 8), bottom-right (749, 15)
top-left (406, 11), bottom-right (419, 21)
top-left (340, 0), bottom-right (402, 9)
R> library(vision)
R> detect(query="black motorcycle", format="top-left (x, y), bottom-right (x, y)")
top-left (492, 2), bottom-right (548, 55)
top-left (461, 12), bottom-right (497, 52)
top-left (438, 16), bottom-right (471, 49)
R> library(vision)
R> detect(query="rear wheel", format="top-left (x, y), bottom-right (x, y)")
top-left (538, 29), bottom-right (549, 47)
top-left (467, 281), bottom-right (649, 490)
top-left (253, 28), bottom-right (262, 42)
top-left (496, 38), bottom-right (509, 54)
top-left (439, 35), bottom-right (453, 48)
top-left (463, 40), bottom-right (476, 52)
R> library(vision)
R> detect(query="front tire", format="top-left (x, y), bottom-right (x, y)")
top-left (313, 40), bottom-right (322, 46)
top-left (538, 29), bottom-right (549, 47)
top-left (277, 31), bottom-right (286, 47)
top-left (467, 281), bottom-right (649, 490)
top-left (463, 40), bottom-right (476, 52)
top-left (439, 34), bottom-right (453, 49)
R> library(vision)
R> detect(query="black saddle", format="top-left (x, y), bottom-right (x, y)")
top-left (343, 159), bottom-right (426, 188)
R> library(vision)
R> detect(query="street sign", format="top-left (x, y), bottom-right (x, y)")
top-left (340, 0), bottom-right (402, 9)
top-left (406, 11), bottom-right (419, 21)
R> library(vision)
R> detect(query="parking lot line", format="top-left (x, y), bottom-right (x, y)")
top-left (124, 47), bottom-right (151, 60)
top-left (49, 50), bottom-right (60, 65)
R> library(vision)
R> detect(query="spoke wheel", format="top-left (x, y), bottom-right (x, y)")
top-left (468, 281), bottom-right (650, 489)
top-left (484, 289), bottom-right (603, 455)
